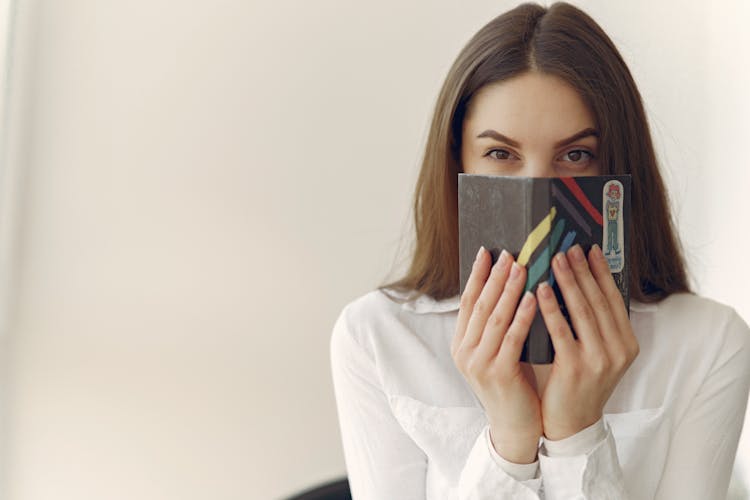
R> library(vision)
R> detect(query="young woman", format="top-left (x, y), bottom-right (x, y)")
top-left (330, 2), bottom-right (750, 499)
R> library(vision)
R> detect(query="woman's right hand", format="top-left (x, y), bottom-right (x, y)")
top-left (451, 246), bottom-right (542, 464)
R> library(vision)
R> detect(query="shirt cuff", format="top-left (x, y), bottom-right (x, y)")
top-left (484, 426), bottom-right (541, 481)
top-left (538, 418), bottom-right (627, 499)
top-left (458, 424), bottom-right (542, 499)
top-left (542, 417), bottom-right (607, 457)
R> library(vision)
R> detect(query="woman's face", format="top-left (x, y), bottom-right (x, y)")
top-left (461, 71), bottom-right (600, 177)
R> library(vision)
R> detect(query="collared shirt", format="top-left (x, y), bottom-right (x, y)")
top-left (330, 289), bottom-right (750, 499)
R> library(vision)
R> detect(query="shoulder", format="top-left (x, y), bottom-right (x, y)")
top-left (331, 289), bottom-right (406, 345)
top-left (329, 288), bottom-right (459, 361)
top-left (651, 292), bottom-right (738, 318)
top-left (650, 292), bottom-right (749, 336)
top-left (611, 293), bottom-right (750, 414)
top-left (329, 289), bottom-right (410, 360)
top-left (641, 292), bottom-right (750, 367)
top-left (337, 288), bottom-right (404, 322)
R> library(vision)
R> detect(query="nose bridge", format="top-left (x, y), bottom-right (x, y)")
top-left (524, 154), bottom-right (556, 178)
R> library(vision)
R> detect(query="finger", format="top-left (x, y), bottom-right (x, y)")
top-left (495, 290), bottom-right (536, 368)
top-left (535, 281), bottom-right (577, 361)
top-left (550, 251), bottom-right (605, 354)
top-left (587, 244), bottom-right (629, 330)
top-left (462, 250), bottom-right (513, 350)
top-left (453, 246), bottom-right (492, 355)
top-left (566, 244), bottom-right (622, 348)
top-left (588, 244), bottom-right (639, 359)
top-left (475, 259), bottom-right (526, 361)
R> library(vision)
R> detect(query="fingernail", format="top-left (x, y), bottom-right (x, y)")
top-left (510, 262), bottom-right (522, 280)
top-left (520, 291), bottom-right (535, 309)
top-left (569, 244), bottom-right (585, 263)
top-left (555, 252), bottom-right (569, 270)
top-left (537, 281), bottom-right (553, 299)
top-left (497, 249), bottom-right (510, 267)
top-left (591, 243), bottom-right (605, 261)
top-left (475, 246), bottom-right (485, 262)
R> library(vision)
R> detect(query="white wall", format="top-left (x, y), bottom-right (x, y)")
top-left (1, 1), bottom-right (748, 499)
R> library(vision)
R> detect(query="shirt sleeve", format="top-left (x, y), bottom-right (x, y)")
top-left (457, 424), bottom-right (542, 499)
top-left (538, 418), bottom-right (627, 499)
top-left (485, 426), bottom-right (541, 481)
top-left (653, 309), bottom-right (750, 499)
top-left (330, 303), bottom-right (544, 499)
top-left (543, 418), bottom-right (607, 457)
top-left (330, 306), bottom-right (427, 500)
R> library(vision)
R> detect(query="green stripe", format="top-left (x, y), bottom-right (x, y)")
top-left (524, 218), bottom-right (566, 292)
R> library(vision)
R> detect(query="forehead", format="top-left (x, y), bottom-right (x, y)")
top-left (463, 72), bottom-right (597, 142)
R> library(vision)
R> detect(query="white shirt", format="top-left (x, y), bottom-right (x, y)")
top-left (329, 288), bottom-right (750, 499)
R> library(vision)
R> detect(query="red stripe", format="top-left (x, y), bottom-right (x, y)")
top-left (560, 177), bottom-right (603, 226)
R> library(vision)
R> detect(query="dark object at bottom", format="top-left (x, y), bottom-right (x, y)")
top-left (284, 477), bottom-right (352, 500)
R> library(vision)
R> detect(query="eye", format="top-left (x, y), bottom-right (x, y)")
top-left (561, 149), bottom-right (594, 163)
top-left (486, 148), bottom-right (518, 161)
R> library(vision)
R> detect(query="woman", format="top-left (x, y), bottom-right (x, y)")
top-left (330, 2), bottom-right (750, 499)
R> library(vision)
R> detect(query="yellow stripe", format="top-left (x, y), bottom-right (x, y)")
top-left (517, 207), bottom-right (557, 266)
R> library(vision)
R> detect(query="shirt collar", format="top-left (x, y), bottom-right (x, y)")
top-left (395, 290), bottom-right (657, 314)
top-left (401, 293), bottom-right (461, 314)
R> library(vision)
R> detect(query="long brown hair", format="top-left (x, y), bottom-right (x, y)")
top-left (380, 2), bottom-right (690, 303)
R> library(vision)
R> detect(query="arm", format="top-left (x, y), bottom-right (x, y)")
top-left (330, 305), bottom-right (427, 499)
top-left (538, 417), bottom-right (626, 499)
top-left (654, 310), bottom-right (750, 498)
top-left (457, 424), bottom-right (543, 499)
top-left (452, 248), bottom-right (546, 498)
top-left (531, 244), bottom-right (636, 499)
top-left (331, 302), bottom-right (544, 499)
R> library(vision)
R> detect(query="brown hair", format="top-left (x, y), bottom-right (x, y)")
top-left (380, 1), bottom-right (690, 303)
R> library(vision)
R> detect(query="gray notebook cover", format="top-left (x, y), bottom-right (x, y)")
top-left (458, 174), bottom-right (631, 364)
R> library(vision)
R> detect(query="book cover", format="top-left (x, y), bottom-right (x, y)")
top-left (458, 174), bottom-right (631, 364)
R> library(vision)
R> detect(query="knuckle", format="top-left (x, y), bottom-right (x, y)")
top-left (573, 303), bottom-right (594, 322)
top-left (607, 288), bottom-right (626, 308)
top-left (590, 294), bottom-right (610, 314)
top-left (513, 307), bottom-right (533, 326)
top-left (571, 258), bottom-right (588, 273)
top-left (565, 362), bottom-right (582, 379)
top-left (502, 329), bottom-right (523, 348)
top-left (590, 356), bottom-right (609, 376)
top-left (453, 342), bottom-right (476, 364)
top-left (485, 361), bottom-right (503, 379)
top-left (488, 311), bottom-right (508, 329)
top-left (507, 269), bottom-right (525, 290)
top-left (465, 357), bottom-right (486, 380)
top-left (451, 347), bottom-right (466, 367)
top-left (450, 340), bottom-right (465, 362)
top-left (549, 322), bottom-right (569, 338)
top-left (630, 335), bottom-right (641, 359)
top-left (537, 293), bottom-right (557, 313)
top-left (626, 338), bottom-right (640, 363)
top-left (631, 339), bottom-right (641, 358)
top-left (610, 352), bottom-right (629, 371)
top-left (459, 293), bottom-right (475, 311)
top-left (473, 298), bottom-right (487, 315)
top-left (489, 262), bottom-right (505, 280)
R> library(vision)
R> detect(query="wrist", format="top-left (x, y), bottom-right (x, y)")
top-left (489, 427), bottom-right (540, 464)
top-left (543, 414), bottom-right (602, 441)
top-left (542, 418), bottom-right (607, 457)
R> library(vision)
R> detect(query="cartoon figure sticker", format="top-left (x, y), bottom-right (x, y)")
top-left (602, 180), bottom-right (624, 272)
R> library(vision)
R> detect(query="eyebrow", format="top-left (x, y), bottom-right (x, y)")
top-left (476, 127), bottom-right (599, 148)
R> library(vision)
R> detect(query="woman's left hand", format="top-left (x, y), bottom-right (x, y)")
top-left (535, 243), bottom-right (640, 441)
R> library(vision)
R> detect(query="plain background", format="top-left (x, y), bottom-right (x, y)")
top-left (0, 0), bottom-right (748, 499)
